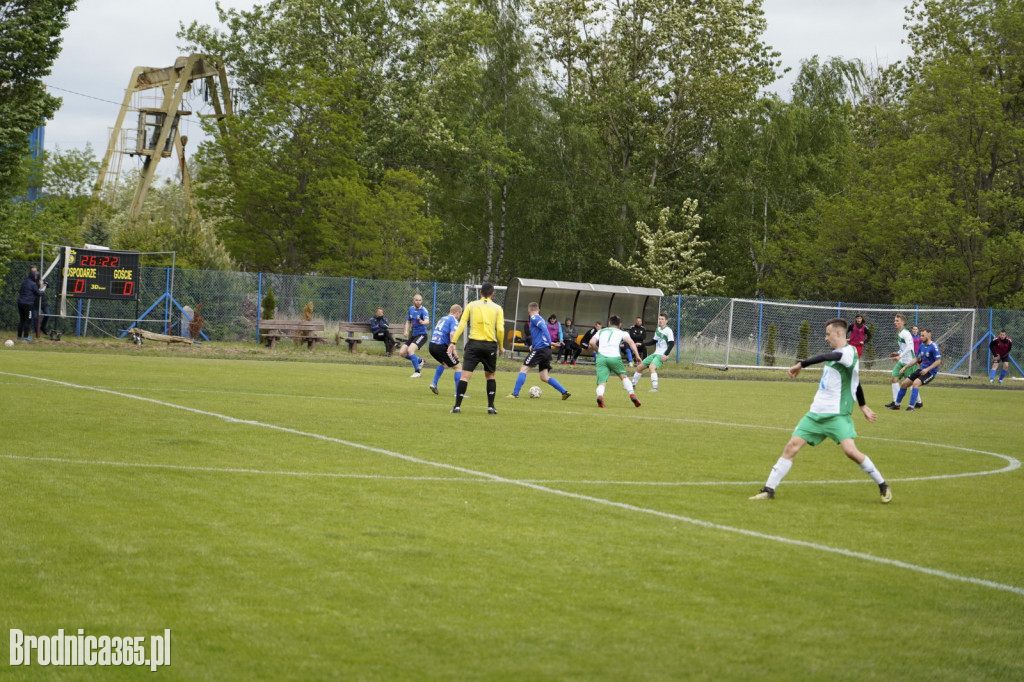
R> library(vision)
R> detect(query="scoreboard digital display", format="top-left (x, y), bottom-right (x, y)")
top-left (61, 248), bottom-right (141, 301)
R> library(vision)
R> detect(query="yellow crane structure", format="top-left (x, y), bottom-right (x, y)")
top-left (94, 54), bottom-right (232, 221)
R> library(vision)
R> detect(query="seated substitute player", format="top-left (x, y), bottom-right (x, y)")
top-left (592, 316), bottom-right (642, 408)
top-left (507, 302), bottom-right (571, 400)
top-left (573, 321), bottom-right (602, 364)
top-left (884, 313), bottom-right (915, 409)
top-left (751, 317), bottom-right (892, 504)
top-left (631, 313), bottom-right (674, 392)
top-left (398, 294), bottom-right (429, 377)
top-left (428, 304), bottom-right (463, 396)
top-left (989, 330), bottom-right (1013, 384)
top-left (891, 327), bottom-right (941, 412)
top-left (369, 307), bottom-right (396, 356)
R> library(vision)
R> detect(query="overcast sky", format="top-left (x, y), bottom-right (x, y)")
top-left (42, 0), bottom-right (913, 161)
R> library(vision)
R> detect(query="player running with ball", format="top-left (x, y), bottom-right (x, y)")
top-left (507, 302), bottom-right (571, 400)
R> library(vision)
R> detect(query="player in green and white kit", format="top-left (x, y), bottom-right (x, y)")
top-left (885, 313), bottom-right (916, 408)
top-left (750, 318), bottom-right (892, 503)
top-left (593, 316), bottom-right (642, 408)
top-left (632, 313), bottom-right (674, 392)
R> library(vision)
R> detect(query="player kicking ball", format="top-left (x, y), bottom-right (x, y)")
top-left (750, 317), bottom-right (892, 503)
top-left (592, 315), bottom-right (642, 408)
top-left (632, 313), bottom-right (674, 392)
top-left (507, 302), bottom-right (571, 401)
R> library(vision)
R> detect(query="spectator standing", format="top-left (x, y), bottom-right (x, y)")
top-left (16, 266), bottom-right (45, 341)
top-left (848, 314), bottom-right (872, 357)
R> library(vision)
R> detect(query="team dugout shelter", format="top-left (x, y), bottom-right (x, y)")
top-left (503, 278), bottom-right (664, 355)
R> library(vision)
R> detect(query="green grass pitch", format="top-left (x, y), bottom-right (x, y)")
top-left (2, 349), bottom-right (1022, 680)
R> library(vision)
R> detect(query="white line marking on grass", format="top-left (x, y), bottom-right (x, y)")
top-left (4, 370), bottom-right (1023, 598)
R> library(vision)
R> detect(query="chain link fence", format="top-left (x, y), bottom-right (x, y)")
top-left (2, 261), bottom-right (1020, 378)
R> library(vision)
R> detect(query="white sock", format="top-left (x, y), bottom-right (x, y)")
top-left (621, 377), bottom-right (634, 392)
top-left (632, 372), bottom-right (642, 386)
top-left (597, 385), bottom-right (606, 398)
top-left (650, 371), bottom-right (659, 389)
top-left (765, 457), bottom-right (792, 489)
top-left (892, 383), bottom-right (900, 401)
top-left (859, 456), bottom-right (885, 485)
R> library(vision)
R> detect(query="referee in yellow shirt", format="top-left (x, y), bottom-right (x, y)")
top-left (447, 282), bottom-right (504, 414)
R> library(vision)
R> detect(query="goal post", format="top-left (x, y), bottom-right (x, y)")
top-left (692, 299), bottom-right (977, 378)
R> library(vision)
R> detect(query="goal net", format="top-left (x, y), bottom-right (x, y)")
top-left (691, 299), bottom-right (976, 378)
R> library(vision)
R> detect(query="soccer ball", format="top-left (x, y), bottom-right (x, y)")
top-left (528, 385), bottom-right (543, 399)
top-left (4, 339), bottom-right (13, 347)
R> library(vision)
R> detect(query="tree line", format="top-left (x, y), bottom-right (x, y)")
top-left (2, 0), bottom-right (1022, 309)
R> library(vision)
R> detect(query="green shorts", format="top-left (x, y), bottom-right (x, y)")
top-left (892, 361), bottom-right (910, 379)
top-left (792, 412), bottom-right (857, 446)
top-left (642, 354), bottom-right (665, 370)
top-left (596, 355), bottom-right (627, 384)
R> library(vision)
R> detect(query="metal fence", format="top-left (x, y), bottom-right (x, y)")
top-left (2, 261), bottom-right (1020, 378)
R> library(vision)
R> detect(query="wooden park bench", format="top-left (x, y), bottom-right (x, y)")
top-left (335, 321), bottom-right (379, 352)
top-left (260, 319), bottom-right (328, 350)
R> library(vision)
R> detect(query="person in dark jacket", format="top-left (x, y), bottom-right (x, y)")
top-left (369, 308), bottom-right (396, 355)
top-left (16, 266), bottom-right (46, 341)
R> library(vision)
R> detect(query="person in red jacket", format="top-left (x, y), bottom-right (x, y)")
top-left (989, 330), bottom-right (1013, 384)
top-left (847, 314), bottom-right (872, 356)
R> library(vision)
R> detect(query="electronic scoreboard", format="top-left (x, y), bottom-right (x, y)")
top-left (60, 247), bottom-right (141, 301)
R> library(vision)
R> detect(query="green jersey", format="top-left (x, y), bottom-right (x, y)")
top-left (808, 345), bottom-right (859, 416)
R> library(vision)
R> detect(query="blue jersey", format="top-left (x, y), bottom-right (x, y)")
top-left (407, 305), bottom-right (429, 336)
top-left (917, 341), bottom-right (941, 376)
top-left (430, 314), bottom-right (459, 345)
top-left (528, 313), bottom-right (551, 350)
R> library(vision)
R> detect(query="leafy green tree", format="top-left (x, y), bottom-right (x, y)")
top-left (764, 322), bottom-right (777, 366)
top-left (608, 201), bottom-right (724, 295)
top-left (184, 1), bottom-right (438, 276)
top-left (0, 0), bottom-right (76, 274)
top-left (706, 57), bottom-right (865, 298)
top-left (797, 320), bottom-right (811, 360)
top-left (0, 0), bottom-right (75, 202)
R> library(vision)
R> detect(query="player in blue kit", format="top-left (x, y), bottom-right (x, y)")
top-left (428, 304), bottom-right (463, 395)
top-left (507, 302), bottom-right (570, 400)
top-left (399, 294), bottom-right (429, 377)
top-left (892, 327), bottom-right (941, 412)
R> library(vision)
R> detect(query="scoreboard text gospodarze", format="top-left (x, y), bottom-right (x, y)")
top-left (61, 248), bottom-right (141, 301)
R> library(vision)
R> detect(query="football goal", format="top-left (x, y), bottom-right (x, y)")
top-left (691, 299), bottom-right (977, 378)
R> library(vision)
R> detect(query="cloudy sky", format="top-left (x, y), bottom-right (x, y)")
top-left (43, 0), bottom-right (913, 160)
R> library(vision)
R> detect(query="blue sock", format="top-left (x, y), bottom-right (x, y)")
top-left (990, 368), bottom-right (997, 380)
top-left (910, 387), bottom-right (919, 405)
top-left (454, 371), bottom-right (462, 392)
top-left (432, 365), bottom-right (445, 385)
top-left (896, 387), bottom-right (907, 404)
top-left (409, 355), bottom-right (421, 371)
top-left (513, 372), bottom-right (527, 396)
top-left (1000, 369), bottom-right (1007, 381)
top-left (546, 377), bottom-right (566, 394)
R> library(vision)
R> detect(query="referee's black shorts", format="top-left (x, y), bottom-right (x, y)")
top-left (462, 339), bottom-right (499, 373)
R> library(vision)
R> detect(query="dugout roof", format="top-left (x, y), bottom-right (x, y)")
top-left (504, 278), bottom-right (664, 341)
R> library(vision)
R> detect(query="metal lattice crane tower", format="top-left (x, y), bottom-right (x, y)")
top-left (93, 54), bottom-right (232, 221)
